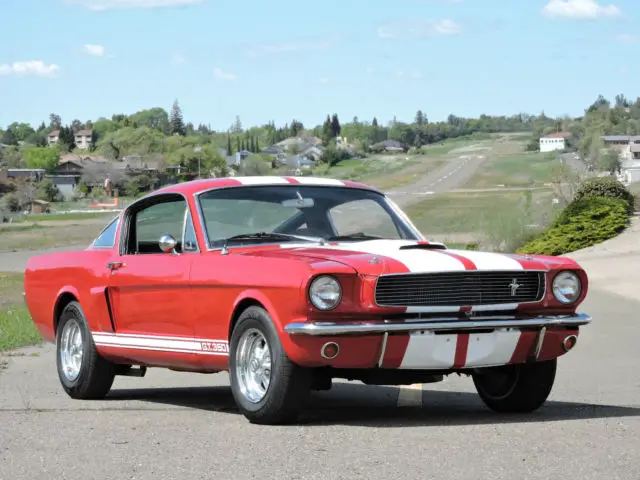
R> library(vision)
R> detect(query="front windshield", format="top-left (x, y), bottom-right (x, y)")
top-left (197, 185), bottom-right (423, 248)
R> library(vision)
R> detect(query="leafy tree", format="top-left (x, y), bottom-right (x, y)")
top-left (23, 146), bottom-right (60, 171)
top-left (169, 100), bottom-right (186, 136)
top-left (49, 113), bottom-right (62, 130)
top-left (37, 178), bottom-right (61, 202)
top-left (1, 128), bottom-right (17, 146)
top-left (415, 110), bottom-right (425, 125)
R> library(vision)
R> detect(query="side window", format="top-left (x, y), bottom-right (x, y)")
top-left (328, 199), bottom-right (401, 239)
top-left (91, 216), bottom-right (119, 248)
top-left (133, 198), bottom-right (187, 254)
top-left (183, 211), bottom-right (199, 252)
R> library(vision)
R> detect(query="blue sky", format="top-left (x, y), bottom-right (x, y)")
top-left (0, 0), bottom-right (638, 131)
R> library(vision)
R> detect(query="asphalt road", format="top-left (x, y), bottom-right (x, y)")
top-left (1, 278), bottom-right (638, 479)
top-left (385, 152), bottom-right (488, 206)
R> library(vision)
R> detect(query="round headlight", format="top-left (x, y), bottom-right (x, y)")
top-left (308, 275), bottom-right (342, 310)
top-left (552, 271), bottom-right (581, 304)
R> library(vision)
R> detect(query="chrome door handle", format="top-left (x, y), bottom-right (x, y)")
top-left (106, 261), bottom-right (125, 271)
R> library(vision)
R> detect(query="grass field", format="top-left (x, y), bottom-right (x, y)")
top-left (0, 272), bottom-right (42, 352)
top-left (464, 151), bottom-right (561, 189)
top-left (0, 221), bottom-right (108, 251)
top-left (404, 189), bottom-right (559, 251)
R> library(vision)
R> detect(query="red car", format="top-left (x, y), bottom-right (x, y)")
top-left (24, 176), bottom-right (592, 424)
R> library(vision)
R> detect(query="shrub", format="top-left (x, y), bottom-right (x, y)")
top-left (574, 176), bottom-right (634, 213)
top-left (517, 197), bottom-right (630, 256)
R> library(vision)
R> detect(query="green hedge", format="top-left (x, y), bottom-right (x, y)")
top-left (517, 196), bottom-right (630, 256)
top-left (574, 176), bottom-right (635, 214)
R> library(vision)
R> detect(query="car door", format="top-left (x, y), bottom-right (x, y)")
top-left (106, 193), bottom-right (198, 345)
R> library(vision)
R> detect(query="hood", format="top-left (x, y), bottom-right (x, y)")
top-left (240, 239), bottom-right (579, 275)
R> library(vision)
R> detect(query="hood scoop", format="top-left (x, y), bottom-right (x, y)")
top-left (399, 242), bottom-right (447, 251)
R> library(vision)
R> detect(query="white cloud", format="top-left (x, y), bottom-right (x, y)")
top-left (318, 77), bottom-right (329, 84)
top-left (65, 0), bottom-right (202, 11)
top-left (170, 51), bottom-right (186, 64)
top-left (0, 60), bottom-right (60, 78)
top-left (365, 67), bottom-right (376, 74)
top-left (378, 19), bottom-right (462, 39)
top-left (84, 44), bottom-right (105, 56)
top-left (616, 33), bottom-right (637, 43)
top-left (213, 67), bottom-right (236, 81)
top-left (246, 35), bottom-right (340, 57)
top-left (541, 0), bottom-right (621, 19)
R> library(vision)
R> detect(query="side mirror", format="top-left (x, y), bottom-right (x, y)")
top-left (159, 234), bottom-right (178, 253)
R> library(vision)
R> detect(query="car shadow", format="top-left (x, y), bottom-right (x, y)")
top-left (104, 382), bottom-right (640, 427)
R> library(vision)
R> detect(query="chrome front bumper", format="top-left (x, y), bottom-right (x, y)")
top-left (284, 313), bottom-right (592, 336)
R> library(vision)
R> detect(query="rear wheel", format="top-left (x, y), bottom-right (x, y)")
top-left (229, 306), bottom-right (312, 425)
top-left (56, 301), bottom-right (116, 399)
top-left (472, 359), bottom-right (557, 413)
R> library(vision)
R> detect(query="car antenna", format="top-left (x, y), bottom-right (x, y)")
top-left (221, 238), bottom-right (229, 255)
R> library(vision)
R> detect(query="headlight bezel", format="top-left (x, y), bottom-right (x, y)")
top-left (551, 270), bottom-right (582, 305)
top-left (308, 275), bottom-right (343, 311)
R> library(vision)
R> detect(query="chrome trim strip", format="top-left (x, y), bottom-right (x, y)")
top-left (534, 326), bottom-right (547, 359)
top-left (284, 313), bottom-right (592, 336)
top-left (377, 332), bottom-right (388, 367)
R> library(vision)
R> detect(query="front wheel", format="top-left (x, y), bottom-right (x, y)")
top-left (472, 359), bottom-right (557, 413)
top-left (228, 306), bottom-right (312, 425)
top-left (56, 301), bottom-right (116, 399)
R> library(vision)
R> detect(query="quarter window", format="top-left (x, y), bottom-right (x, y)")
top-left (91, 216), bottom-right (119, 248)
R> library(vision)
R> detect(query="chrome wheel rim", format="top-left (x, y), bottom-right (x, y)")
top-left (60, 318), bottom-right (84, 382)
top-left (235, 328), bottom-right (272, 403)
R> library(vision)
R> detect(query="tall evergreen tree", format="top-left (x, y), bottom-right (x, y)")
top-left (169, 99), bottom-right (186, 136)
top-left (331, 113), bottom-right (341, 137)
top-left (227, 133), bottom-right (232, 154)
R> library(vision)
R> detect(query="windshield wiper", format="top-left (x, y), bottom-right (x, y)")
top-left (222, 232), bottom-right (324, 245)
top-left (327, 232), bottom-right (384, 241)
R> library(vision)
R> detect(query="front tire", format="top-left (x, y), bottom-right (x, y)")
top-left (56, 301), bottom-right (116, 399)
top-left (228, 306), bottom-right (312, 425)
top-left (472, 359), bottom-right (557, 413)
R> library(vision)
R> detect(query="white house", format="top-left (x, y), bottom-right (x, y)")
top-left (539, 132), bottom-right (571, 152)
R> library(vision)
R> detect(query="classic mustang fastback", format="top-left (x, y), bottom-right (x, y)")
top-left (24, 176), bottom-right (592, 424)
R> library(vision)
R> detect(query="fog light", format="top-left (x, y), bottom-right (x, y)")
top-left (562, 335), bottom-right (577, 352)
top-left (320, 342), bottom-right (340, 359)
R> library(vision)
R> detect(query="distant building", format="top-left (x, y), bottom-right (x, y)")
top-left (47, 130), bottom-right (60, 147)
top-left (539, 132), bottom-right (571, 152)
top-left (74, 129), bottom-right (93, 150)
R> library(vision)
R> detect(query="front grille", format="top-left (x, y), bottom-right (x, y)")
top-left (374, 271), bottom-right (546, 307)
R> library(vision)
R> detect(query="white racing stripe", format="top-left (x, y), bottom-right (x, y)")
top-left (464, 330), bottom-right (521, 368)
top-left (293, 177), bottom-right (346, 185)
top-left (92, 332), bottom-right (229, 356)
top-left (399, 332), bottom-right (457, 369)
top-left (233, 176), bottom-right (291, 185)
top-left (300, 239), bottom-right (467, 273)
top-left (445, 249), bottom-right (525, 271)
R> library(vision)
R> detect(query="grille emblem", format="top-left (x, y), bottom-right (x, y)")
top-left (509, 278), bottom-right (520, 296)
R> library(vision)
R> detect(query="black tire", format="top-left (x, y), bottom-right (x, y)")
top-left (56, 301), bottom-right (116, 399)
top-left (228, 306), bottom-right (313, 425)
top-left (472, 359), bottom-right (557, 413)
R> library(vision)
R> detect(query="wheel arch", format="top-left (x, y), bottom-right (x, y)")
top-left (53, 290), bottom-right (80, 334)
top-left (228, 290), bottom-right (285, 342)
